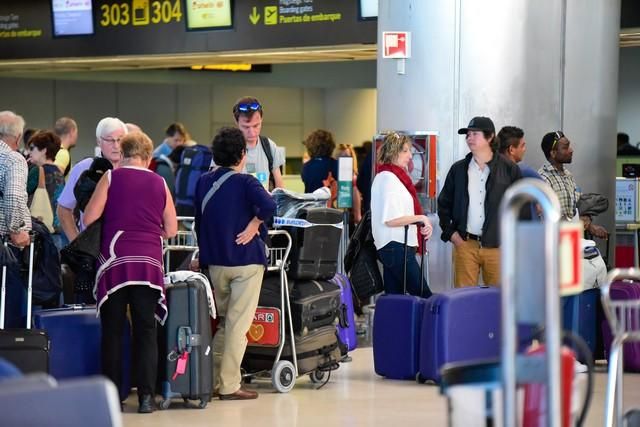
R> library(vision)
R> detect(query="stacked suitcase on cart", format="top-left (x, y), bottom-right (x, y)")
top-left (242, 206), bottom-right (358, 381)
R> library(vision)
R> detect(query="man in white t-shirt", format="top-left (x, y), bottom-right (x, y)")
top-left (57, 117), bottom-right (127, 242)
top-left (231, 96), bottom-right (285, 189)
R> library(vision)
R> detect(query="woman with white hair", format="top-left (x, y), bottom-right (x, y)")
top-left (57, 117), bottom-right (128, 242)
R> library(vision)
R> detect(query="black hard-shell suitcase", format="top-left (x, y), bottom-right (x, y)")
top-left (159, 277), bottom-right (213, 409)
top-left (243, 325), bottom-right (340, 375)
top-left (0, 239), bottom-right (50, 374)
top-left (287, 207), bottom-right (343, 280)
top-left (259, 276), bottom-right (341, 336)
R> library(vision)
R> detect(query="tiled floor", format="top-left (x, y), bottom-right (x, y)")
top-left (123, 347), bottom-right (640, 427)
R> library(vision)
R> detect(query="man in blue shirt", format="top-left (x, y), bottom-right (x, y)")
top-left (153, 122), bottom-right (188, 158)
top-left (497, 126), bottom-right (541, 179)
top-left (194, 127), bottom-right (276, 401)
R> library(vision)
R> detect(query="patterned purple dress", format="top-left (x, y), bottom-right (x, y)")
top-left (94, 167), bottom-right (168, 323)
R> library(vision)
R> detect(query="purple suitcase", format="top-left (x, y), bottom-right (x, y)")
top-left (373, 294), bottom-right (426, 379)
top-left (32, 305), bottom-right (132, 401)
top-left (601, 280), bottom-right (640, 372)
top-left (331, 273), bottom-right (357, 352)
top-left (373, 226), bottom-right (429, 380)
top-left (418, 286), bottom-right (500, 383)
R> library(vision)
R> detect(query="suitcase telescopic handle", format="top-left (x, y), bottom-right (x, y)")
top-left (0, 235), bottom-right (35, 330)
top-left (403, 224), bottom-right (428, 296)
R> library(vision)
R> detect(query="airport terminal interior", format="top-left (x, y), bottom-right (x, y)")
top-left (2, 0), bottom-right (640, 426)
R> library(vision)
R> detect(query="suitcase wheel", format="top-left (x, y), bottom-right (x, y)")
top-left (309, 369), bottom-right (326, 384)
top-left (416, 372), bottom-right (426, 384)
top-left (272, 360), bottom-right (295, 393)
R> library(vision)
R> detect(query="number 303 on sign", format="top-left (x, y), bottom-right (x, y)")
top-left (100, 0), bottom-right (182, 27)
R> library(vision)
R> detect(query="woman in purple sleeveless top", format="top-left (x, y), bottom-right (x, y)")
top-left (84, 131), bottom-right (177, 413)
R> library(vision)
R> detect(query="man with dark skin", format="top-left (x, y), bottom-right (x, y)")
top-left (538, 131), bottom-right (608, 238)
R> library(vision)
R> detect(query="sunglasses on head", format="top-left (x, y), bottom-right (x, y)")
top-left (236, 102), bottom-right (262, 113)
top-left (552, 131), bottom-right (565, 150)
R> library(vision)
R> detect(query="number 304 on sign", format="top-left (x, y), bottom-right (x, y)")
top-left (100, 0), bottom-right (182, 27)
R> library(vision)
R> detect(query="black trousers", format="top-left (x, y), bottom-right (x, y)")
top-left (100, 285), bottom-right (159, 398)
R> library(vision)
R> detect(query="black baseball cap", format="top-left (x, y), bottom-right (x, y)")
top-left (458, 116), bottom-right (495, 135)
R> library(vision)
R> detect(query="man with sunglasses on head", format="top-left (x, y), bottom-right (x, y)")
top-left (231, 97), bottom-right (285, 190)
top-left (57, 117), bottom-right (128, 242)
top-left (538, 131), bottom-right (608, 238)
top-left (438, 116), bottom-right (523, 287)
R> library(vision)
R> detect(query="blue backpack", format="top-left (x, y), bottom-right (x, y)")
top-left (174, 144), bottom-right (213, 216)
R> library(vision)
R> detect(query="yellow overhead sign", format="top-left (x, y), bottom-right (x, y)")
top-left (185, 0), bottom-right (232, 30)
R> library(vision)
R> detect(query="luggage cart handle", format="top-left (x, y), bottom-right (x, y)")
top-left (499, 178), bottom-right (562, 427)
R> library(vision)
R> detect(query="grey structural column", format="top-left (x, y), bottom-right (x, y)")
top-left (377, 0), bottom-right (621, 289)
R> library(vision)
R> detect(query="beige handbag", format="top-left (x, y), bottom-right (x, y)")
top-left (30, 166), bottom-right (54, 233)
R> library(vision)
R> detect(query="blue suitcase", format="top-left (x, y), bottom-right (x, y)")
top-left (562, 288), bottom-right (601, 362)
top-left (373, 294), bottom-right (427, 379)
top-left (32, 305), bottom-right (132, 400)
top-left (418, 286), bottom-right (500, 383)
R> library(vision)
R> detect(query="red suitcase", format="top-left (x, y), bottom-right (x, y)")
top-left (246, 307), bottom-right (281, 347)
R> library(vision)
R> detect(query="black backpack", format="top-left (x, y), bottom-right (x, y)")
top-left (73, 157), bottom-right (113, 214)
top-left (22, 217), bottom-right (62, 306)
top-left (259, 136), bottom-right (276, 190)
top-left (344, 211), bottom-right (383, 300)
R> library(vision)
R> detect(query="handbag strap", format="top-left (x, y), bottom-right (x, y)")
top-left (37, 166), bottom-right (46, 189)
top-left (201, 170), bottom-right (237, 214)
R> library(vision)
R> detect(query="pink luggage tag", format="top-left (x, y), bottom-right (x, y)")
top-left (172, 352), bottom-right (189, 380)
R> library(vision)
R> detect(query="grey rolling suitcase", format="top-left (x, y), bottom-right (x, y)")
top-left (0, 239), bottom-right (50, 374)
top-left (159, 276), bottom-right (213, 409)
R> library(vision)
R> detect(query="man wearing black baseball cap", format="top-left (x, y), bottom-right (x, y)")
top-left (437, 116), bottom-right (522, 287)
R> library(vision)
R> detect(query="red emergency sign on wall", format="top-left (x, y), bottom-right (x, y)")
top-left (559, 222), bottom-right (583, 296)
top-left (382, 31), bottom-right (411, 58)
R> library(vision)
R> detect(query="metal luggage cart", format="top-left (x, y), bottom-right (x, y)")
top-left (601, 269), bottom-right (640, 427)
top-left (242, 229), bottom-right (302, 393)
top-left (163, 216), bottom-right (198, 271)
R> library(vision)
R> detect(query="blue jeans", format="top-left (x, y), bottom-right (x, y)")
top-left (51, 233), bottom-right (69, 251)
top-left (377, 241), bottom-right (431, 298)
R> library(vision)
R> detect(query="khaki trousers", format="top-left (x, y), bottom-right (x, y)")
top-left (208, 264), bottom-right (264, 395)
top-left (453, 239), bottom-right (500, 287)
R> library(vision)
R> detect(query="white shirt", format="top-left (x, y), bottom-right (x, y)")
top-left (370, 171), bottom-right (418, 250)
top-left (466, 158), bottom-right (490, 235)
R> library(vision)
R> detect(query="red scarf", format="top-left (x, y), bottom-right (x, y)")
top-left (377, 164), bottom-right (424, 254)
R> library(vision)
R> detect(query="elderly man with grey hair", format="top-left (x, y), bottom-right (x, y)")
top-left (0, 111), bottom-right (31, 248)
top-left (57, 117), bottom-right (128, 242)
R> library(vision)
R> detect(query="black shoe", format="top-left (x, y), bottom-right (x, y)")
top-left (138, 394), bottom-right (155, 414)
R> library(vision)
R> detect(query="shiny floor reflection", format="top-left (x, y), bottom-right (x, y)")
top-left (123, 347), bottom-right (640, 427)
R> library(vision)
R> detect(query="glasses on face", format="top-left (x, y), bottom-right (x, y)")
top-left (100, 136), bottom-right (121, 145)
top-left (552, 131), bottom-right (565, 150)
top-left (236, 102), bottom-right (262, 113)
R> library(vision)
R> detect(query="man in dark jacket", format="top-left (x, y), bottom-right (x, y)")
top-left (437, 116), bottom-right (522, 287)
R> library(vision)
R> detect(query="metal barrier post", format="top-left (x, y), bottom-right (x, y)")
top-left (499, 178), bottom-right (562, 427)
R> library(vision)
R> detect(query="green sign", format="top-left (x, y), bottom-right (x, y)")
top-left (337, 181), bottom-right (352, 209)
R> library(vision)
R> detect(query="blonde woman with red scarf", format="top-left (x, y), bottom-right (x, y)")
top-left (370, 133), bottom-right (433, 297)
